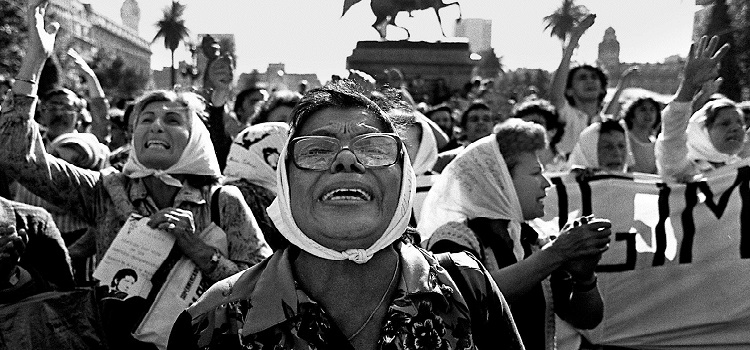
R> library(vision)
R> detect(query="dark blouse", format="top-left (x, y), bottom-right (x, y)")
top-left (168, 239), bottom-right (525, 350)
top-left (430, 219), bottom-right (548, 350)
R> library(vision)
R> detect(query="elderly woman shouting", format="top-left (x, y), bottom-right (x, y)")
top-left (168, 80), bottom-right (525, 350)
top-left (0, 1), bottom-right (270, 348)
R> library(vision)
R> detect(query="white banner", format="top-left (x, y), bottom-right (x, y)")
top-left (534, 160), bottom-right (750, 349)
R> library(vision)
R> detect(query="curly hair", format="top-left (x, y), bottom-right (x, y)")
top-left (289, 79), bottom-right (412, 138)
top-left (622, 97), bottom-right (661, 130)
top-left (494, 119), bottom-right (547, 173)
top-left (459, 101), bottom-right (491, 128)
top-left (253, 89), bottom-right (302, 124)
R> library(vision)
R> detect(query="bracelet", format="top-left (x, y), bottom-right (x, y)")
top-left (14, 78), bottom-right (37, 85)
top-left (572, 275), bottom-right (598, 292)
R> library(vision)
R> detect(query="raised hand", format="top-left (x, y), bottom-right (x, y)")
top-left (571, 13), bottom-right (596, 39)
top-left (26, 0), bottom-right (59, 61)
top-left (683, 36), bottom-right (729, 92)
top-left (0, 224), bottom-right (27, 283)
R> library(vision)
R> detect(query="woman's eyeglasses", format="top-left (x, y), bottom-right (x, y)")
top-left (290, 133), bottom-right (402, 171)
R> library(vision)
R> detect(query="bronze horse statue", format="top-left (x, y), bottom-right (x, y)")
top-left (343, 0), bottom-right (462, 39)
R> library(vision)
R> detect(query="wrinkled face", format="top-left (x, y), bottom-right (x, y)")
top-left (402, 123), bottom-right (422, 164)
top-left (567, 68), bottom-right (603, 103)
top-left (429, 110), bottom-right (453, 135)
top-left (116, 275), bottom-right (135, 293)
top-left (41, 94), bottom-right (79, 139)
top-left (132, 101), bottom-right (191, 170)
top-left (632, 101), bottom-right (658, 130)
top-left (510, 152), bottom-right (551, 220)
top-left (708, 107), bottom-right (746, 155)
top-left (267, 105), bottom-right (295, 123)
top-left (288, 108), bottom-right (402, 251)
top-left (463, 108), bottom-right (493, 143)
top-left (597, 130), bottom-right (627, 171)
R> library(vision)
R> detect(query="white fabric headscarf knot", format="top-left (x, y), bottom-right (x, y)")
top-left (223, 122), bottom-right (289, 194)
top-left (568, 119), bottom-right (635, 171)
top-left (122, 97), bottom-right (221, 186)
top-left (267, 140), bottom-right (416, 264)
top-left (410, 112), bottom-right (439, 175)
top-left (686, 101), bottom-right (742, 166)
top-left (418, 135), bottom-right (525, 262)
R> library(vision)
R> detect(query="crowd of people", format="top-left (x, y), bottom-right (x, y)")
top-left (0, 1), bottom-right (745, 349)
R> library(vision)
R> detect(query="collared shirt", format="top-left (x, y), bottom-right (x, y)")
top-left (0, 93), bottom-right (271, 283)
top-left (168, 240), bottom-right (524, 350)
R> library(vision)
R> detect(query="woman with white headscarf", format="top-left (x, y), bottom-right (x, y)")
top-left (654, 35), bottom-right (734, 182)
top-left (420, 119), bottom-right (612, 349)
top-left (657, 98), bottom-right (748, 181)
top-left (391, 108), bottom-right (439, 226)
top-left (1, 4), bottom-right (271, 347)
top-left (568, 118), bottom-right (635, 173)
top-left (169, 80), bottom-right (524, 350)
top-left (223, 122), bottom-right (289, 250)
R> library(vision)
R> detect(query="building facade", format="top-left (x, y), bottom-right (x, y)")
top-left (45, 0), bottom-right (150, 75)
top-left (596, 27), bottom-right (682, 95)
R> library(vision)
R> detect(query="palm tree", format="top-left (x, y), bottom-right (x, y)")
top-left (543, 0), bottom-right (589, 47)
top-left (153, 1), bottom-right (189, 88)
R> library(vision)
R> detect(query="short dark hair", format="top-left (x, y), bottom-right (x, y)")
top-left (510, 98), bottom-right (560, 130)
top-left (254, 90), bottom-right (303, 124)
top-left (565, 65), bottom-right (608, 107)
top-left (424, 103), bottom-right (453, 120)
top-left (288, 79), bottom-right (410, 138)
top-left (599, 119), bottom-right (626, 135)
top-left (622, 97), bottom-right (661, 130)
top-left (459, 101), bottom-right (491, 128)
top-left (111, 268), bottom-right (137, 287)
top-left (42, 87), bottom-right (84, 111)
top-left (494, 119), bottom-right (547, 173)
top-left (234, 87), bottom-right (268, 115)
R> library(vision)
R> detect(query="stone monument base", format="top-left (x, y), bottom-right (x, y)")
top-left (346, 39), bottom-right (475, 93)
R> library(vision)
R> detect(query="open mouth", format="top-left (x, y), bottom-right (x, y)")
top-left (321, 188), bottom-right (372, 201)
top-left (145, 140), bottom-right (171, 149)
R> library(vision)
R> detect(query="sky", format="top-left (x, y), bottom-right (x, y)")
top-left (86, 0), bottom-right (701, 81)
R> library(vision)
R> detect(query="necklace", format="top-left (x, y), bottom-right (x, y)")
top-left (347, 257), bottom-right (400, 341)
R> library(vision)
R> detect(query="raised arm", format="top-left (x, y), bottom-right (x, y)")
top-left (68, 48), bottom-right (110, 144)
top-left (0, 0), bottom-right (101, 221)
top-left (655, 36), bottom-right (728, 181)
top-left (603, 66), bottom-right (639, 117)
top-left (550, 14), bottom-right (596, 110)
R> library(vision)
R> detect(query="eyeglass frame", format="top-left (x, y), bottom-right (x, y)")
top-left (288, 132), bottom-right (403, 171)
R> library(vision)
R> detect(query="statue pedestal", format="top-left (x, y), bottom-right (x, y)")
top-left (346, 39), bottom-right (475, 93)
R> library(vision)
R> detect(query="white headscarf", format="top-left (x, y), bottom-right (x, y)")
top-left (410, 112), bottom-right (439, 175)
top-left (122, 98), bottom-right (221, 187)
top-left (568, 119), bottom-right (635, 171)
top-left (267, 138), bottom-right (416, 264)
top-left (223, 122), bottom-right (289, 194)
top-left (418, 135), bottom-right (525, 262)
top-left (686, 100), bottom-right (742, 166)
